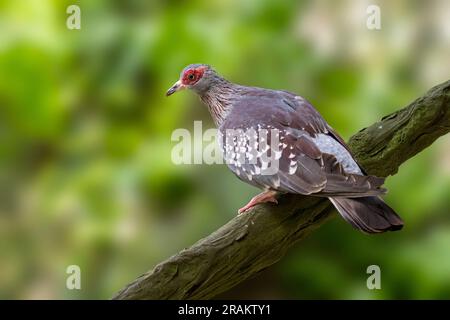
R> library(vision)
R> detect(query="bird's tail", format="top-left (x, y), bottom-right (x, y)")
top-left (329, 196), bottom-right (403, 234)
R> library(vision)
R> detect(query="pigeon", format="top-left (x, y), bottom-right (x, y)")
top-left (166, 64), bottom-right (403, 233)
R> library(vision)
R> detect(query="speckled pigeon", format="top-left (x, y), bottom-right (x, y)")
top-left (166, 64), bottom-right (403, 233)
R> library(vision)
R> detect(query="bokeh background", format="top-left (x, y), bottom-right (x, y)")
top-left (0, 0), bottom-right (449, 299)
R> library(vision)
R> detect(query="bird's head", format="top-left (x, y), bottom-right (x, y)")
top-left (166, 64), bottom-right (218, 96)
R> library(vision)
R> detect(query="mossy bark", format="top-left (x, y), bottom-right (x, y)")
top-left (113, 80), bottom-right (450, 300)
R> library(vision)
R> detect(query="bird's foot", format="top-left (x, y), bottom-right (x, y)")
top-left (238, 190), bottom-right (279, 214)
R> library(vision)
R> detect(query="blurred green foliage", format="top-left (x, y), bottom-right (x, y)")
top-left (0, 0), bottom-right (449, 299)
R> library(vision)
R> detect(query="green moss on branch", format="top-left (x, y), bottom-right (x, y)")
top-left (113, 80), bottom-right (450, 300)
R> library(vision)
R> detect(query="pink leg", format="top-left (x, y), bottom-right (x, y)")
top-left (238, 190), bottom-right (279, 214)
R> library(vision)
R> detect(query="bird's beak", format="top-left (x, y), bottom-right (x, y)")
top-left (166, 80), bottom-right (185, 96)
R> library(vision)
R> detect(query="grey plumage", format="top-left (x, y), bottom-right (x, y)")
top-left (167, 64), bottom-right (404, 233)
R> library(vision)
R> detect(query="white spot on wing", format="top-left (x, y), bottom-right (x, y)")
top-left (311, 134), bottom-right (362, 174)
top-left (289, 160), bottom-right (298, 175)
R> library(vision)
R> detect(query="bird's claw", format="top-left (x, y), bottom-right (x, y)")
top-left (237, 191), bottom-right (278, 215)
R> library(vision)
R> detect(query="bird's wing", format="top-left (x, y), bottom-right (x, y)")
top-left (220, 90), bottom-right (385, 196)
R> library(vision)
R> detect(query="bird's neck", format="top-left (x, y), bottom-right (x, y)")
top-left (199, 80), bottom-right (237, 127)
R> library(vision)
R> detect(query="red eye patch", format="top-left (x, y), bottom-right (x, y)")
top-left (182, 67), bottom-right (206, 85)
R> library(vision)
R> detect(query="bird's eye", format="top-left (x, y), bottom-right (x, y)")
top-left (188, 74), bottom-right (195, 80)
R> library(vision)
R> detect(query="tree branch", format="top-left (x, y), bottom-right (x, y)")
top-left (113, 80), bottom-right (450, 300)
